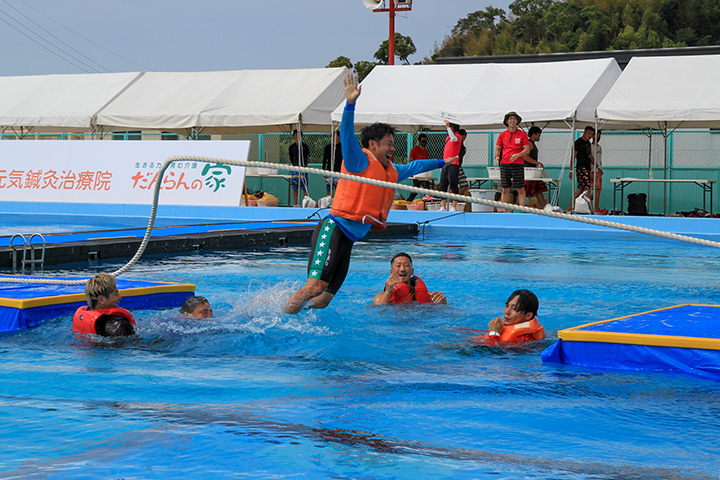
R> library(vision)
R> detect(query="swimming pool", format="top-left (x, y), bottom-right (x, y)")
top-left (1, 229), bottom-right (719, 479)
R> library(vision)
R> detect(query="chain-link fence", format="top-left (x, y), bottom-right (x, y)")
top-left (3, 129), bottom-right (718, 214)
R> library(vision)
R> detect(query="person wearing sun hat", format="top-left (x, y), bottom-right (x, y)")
top-left (494, 111), bottom-right (531, 212)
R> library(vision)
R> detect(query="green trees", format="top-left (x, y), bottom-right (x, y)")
top-left (429, 0), bottom-right (720, 60)
top-left (374, 33), bottom-right (417, 64)
top-left (326, 32), bottom-right (417, 81)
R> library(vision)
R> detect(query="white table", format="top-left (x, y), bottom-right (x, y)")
top-left (610, 178), bottom-right (716, 214)
top-left (467, 177), bottom-right (560, 199)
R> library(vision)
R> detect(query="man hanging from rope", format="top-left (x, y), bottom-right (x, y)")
top-left (285, 73), bottom-right (454, 313)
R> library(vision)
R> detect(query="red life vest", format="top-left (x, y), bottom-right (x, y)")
top-left (470, 318), bottom-right (545, 345)
top-left (329, 148), bottom-right (398, 231)
top-left (72, 305), bottom-right (135, 335)
top-left (389, 276), bottom-right (432, 304)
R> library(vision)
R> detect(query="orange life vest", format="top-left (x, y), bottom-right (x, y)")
top-left (389, 276), bottom-right (432, 304)
top-left (470, 318), bottom-right (545, 344)
top-left (72, 305), bottom-right (135, 335)
top-left (329, 148), bottom-right (398, 231)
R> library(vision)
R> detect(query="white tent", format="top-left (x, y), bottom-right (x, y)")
top-left (0, 72), bottom-right (143, 135)
top-left (596, 55), bottom-right (720, 129)
top-left (330, 59), bottom-right (622, 131)
top-left (94, 67), bottom-right (349, 134)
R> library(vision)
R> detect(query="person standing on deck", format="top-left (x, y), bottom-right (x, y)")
top-left (495, 112), bottom-right (531, 212)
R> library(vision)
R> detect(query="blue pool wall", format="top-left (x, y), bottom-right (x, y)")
top-left (1, 201), bottom-right (719, 239)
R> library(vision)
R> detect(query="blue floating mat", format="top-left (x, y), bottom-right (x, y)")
top-left (542, 304), bottom-right (720, 381)
top-left (0, 275), bottom-right (195, 333)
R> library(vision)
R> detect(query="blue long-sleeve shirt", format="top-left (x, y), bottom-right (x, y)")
top-left (329, 103), bottom-right (444, 241)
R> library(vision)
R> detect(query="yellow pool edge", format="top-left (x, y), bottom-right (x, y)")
top-left (558, 304), bottom-right (720, 351)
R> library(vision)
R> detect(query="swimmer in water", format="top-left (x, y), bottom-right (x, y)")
top-left (373, 252), bottom-right (447, 305)
top-left (471, 289), bottom-right (544, 345)
top-left (180, 296), bottom-right (213, 319)
top-left (72, 273), bottom-right (135, 337)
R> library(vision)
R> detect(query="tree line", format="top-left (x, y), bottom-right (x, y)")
top-left (328, 0), bottom-right (719, 78)
top-left (430, 0), bottom-right (720, 60)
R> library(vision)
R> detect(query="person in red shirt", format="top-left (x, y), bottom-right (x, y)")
top-left (407, 133), bottom-right (430, 202)
top-left (494, 112), bottom-right (531, 212)
top-left (439, 120), bottom-right (463, 211)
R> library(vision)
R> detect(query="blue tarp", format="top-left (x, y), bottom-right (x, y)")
top-left (542, 305), bottom-right (720, 381)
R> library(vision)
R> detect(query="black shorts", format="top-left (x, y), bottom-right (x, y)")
top-left (438, 164), bottom-right (460, 194)
top-left (576, 168), bottom-right (592, 191)
top-left (500, 163), bottom-right (525, 190)
top-left (307, 217), bottom-right (354, 295)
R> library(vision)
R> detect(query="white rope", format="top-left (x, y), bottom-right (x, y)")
top-left (3, 155), bottom-right (719, 286)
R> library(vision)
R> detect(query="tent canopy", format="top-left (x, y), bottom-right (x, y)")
top-left (330, 59), bottom-right (622, 131)
top-left (94, 67), bottom-right (349, 134)
top-left (0, 68), bottom-right (348, 135)
top-left (596, 55), bottom-right (720, 129)
top-left (0, 72), bottom-right (143, 133)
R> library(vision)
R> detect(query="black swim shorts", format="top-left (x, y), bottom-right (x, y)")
top-left (307, 217), bottom-right (354, 295)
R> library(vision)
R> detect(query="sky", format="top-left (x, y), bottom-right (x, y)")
top-left (0, 0), bottom-right (511, 77)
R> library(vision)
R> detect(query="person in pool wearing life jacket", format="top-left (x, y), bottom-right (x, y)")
top-left (471, 289), bottom-right (544, 345)
top-left (72, 273), bottom-right (135, 337)
top-left (284, 73), bottom-right (455, 313)
top-left (373, 253), bottom-right (447, 305)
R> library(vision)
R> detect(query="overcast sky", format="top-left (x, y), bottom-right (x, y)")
top-left (0, 0), bottom-right (511, 76)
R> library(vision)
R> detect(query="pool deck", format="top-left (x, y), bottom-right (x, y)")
top-left (1, 201), bottom-right (719, 268)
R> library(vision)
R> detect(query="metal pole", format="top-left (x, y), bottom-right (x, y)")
top-left (663, 122), bottom-right (668, 215)
top-left (389, 1), bottom-right (395, 65)
top-left (647, 128), bottom-right (652, 212)
top-left (330, 124), bottom-right (337, 197)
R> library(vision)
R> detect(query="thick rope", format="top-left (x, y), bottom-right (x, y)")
top-left (3, 155), bottom-right (719, 285)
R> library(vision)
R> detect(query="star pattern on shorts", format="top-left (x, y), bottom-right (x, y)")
top-left (316, 250), bottom-right (324, 256)
top-left (314, 259), bottom-right (321, 265)
top-left (319, 242), bottom-right (326, 247)
top-left (310, 270), bottom-right (319, 277)
top-left (321, 234), bottom-right (327, 239)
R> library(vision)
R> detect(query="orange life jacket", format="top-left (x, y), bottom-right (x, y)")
top-left (72, 305), bottom-right (135, 335)
top-left (329, 148), bottom-right (398, 231)
top-left (470, 318), bottom-right (545, 344)
top-left (389, 276), bottom-right (432, 304)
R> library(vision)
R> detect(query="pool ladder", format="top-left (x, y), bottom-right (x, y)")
top-left (9, 233), bottom-right (46, 272)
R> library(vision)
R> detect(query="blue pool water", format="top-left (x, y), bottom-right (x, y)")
top-left (1, 229), bottom-right (720, 479)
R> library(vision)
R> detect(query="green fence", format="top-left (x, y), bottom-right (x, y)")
top-left (2, 130), bottom-right (718, 213)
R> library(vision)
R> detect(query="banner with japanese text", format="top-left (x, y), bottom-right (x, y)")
top-left (0, 140), bottom-right (250, 206)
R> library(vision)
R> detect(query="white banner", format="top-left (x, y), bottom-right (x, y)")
top-left (0, 140), bottom-right (250, 206)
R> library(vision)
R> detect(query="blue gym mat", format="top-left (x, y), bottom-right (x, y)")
top-left (542, 304), bottom-right (720, 381)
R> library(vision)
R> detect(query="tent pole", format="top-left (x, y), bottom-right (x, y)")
top-left (297, 117), bottom-right (308, 203)
top-left (663, 121), bottom-right (668, 215)
top-left (330, 122), bottom-right (338, 198)
top-left (647, 128), bottom-right (652, 210)
top-left (559, 116), bottom-right (576, 210)
top-left (592, 118), bottom-right (598, 211)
